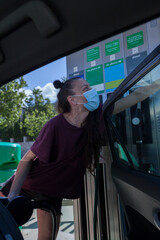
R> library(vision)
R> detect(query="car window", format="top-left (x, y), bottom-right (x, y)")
top-left (106, 120), bottom-right (130, 167)
top-left (109, 63), bottom-right (160, 176)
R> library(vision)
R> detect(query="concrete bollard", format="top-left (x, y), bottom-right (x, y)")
top-left (23, 136), bottom-right (27, 143)
top-left (10, 138), bottom-right (14, 143)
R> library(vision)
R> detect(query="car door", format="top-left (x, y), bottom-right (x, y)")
top-left (103, 44), bottom-right (160, 240)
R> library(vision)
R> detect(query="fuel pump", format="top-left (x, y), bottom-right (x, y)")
top-left (131, 101), bottom-right (154, 173)
top-left (132, 102), bottom-right (143, 169)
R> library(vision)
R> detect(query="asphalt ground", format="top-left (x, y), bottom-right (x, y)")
top-left (21, 210), bottom-right (74, 240)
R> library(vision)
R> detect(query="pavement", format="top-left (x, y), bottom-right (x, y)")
top-left (21, 209), bottom-right (75, 240)
top-left (0, 188), bottom-right (75, 239)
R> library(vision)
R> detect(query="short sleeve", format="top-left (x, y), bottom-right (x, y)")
top-left (30, 120), bottom-right (55, 163)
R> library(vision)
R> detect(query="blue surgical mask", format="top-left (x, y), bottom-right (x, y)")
top-left (73, 88), bottom-right (100, 111)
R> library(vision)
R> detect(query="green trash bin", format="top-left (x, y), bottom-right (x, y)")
top-left (0, 142), bottom-right (21, 183)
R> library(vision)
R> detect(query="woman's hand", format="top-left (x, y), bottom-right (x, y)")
top-left (8, 191), bottom-right (18, 202)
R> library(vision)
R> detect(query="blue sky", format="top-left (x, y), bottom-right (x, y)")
top-left (23, 57), bottom-right (67, 102)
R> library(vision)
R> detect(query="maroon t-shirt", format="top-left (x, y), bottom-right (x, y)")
top-left (22, 105), bottom-right (113, 199)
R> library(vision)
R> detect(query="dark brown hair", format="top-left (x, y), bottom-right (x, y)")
top-left (84, 108), bottom-right (105, 173)
top-left (53, 78), bottom-right (104, 173)
top-left (53, 78), bottom-right (81, 113)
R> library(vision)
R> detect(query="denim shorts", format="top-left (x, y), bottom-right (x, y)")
top-left (1, 178), bottom-right (63, 215)
top-left (20, 189), bottom-right (63, 216)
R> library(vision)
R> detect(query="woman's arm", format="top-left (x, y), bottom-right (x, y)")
top-left (113, 79), bottom-right (160, 115)
top-left (8, 149), bottom-right (36, 201)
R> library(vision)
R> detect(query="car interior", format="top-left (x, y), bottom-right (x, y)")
top-left (1, 0), bottom-right (160, 239)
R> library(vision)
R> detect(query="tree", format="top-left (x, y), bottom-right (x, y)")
top-left (0, 77), bottom-right (27, 140)
top-left (61, 76), bottom-right (67, 82)
top-left (23, 88), bottom-right (56, 140)
top-left (0, 79), bottom-right (57, 141)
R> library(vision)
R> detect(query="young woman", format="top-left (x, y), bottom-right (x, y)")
top-left (1, 77), bottom-right (160, 240)
top-left (1, 78), bottom-right (106, 240)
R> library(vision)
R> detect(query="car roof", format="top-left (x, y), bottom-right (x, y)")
top-left (0, 0), bottom-right (160, 86)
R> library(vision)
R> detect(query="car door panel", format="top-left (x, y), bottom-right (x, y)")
top-left (104, 44), bottom-right (160, 239)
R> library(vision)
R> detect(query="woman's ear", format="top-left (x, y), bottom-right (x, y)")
top-left (67, 96), bottom-right (77, 105)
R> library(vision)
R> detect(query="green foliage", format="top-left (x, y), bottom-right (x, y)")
top-left (0, 77), bottom-right (27, 139)
top-left (0, 78), bottom-right (56, 141)
top-left (23, 88), bottom-right (56, 140)
top-left (23, 110), bottom-right (49, 139)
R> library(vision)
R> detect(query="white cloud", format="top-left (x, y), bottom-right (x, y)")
top-left (21, 83), bottom-right (59, 103)
top-left (24, 89), bottom-right (32, 96)
top-left (36, 83), bottom-right (59, 102)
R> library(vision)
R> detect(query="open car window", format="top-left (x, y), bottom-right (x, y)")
top-left (106, 62), bottom-right (160, 176)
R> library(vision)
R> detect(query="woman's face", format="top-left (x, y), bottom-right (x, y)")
top-left (72, 79), bottom-right (91, 104)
